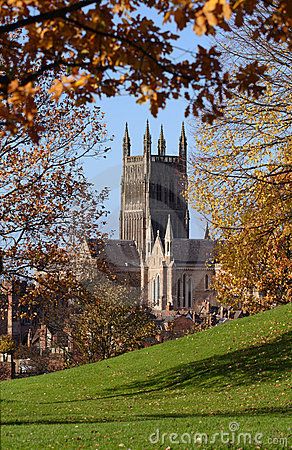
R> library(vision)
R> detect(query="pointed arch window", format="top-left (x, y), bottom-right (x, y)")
top-left (157, 184), bottom-right (162, 201)
top-left (177, 278), bottom-right (181, 308)
top-left (156, 275), bottom-right (160, 305)
top-left (153, 275), bottom-right (160, 306)
top-left (182, 273), bottom-right (186, 307)
top-left (188, 279), bottom-right (192, 308)
top-left (169, 183), bottom-right (174, 204)
top-left (205, 274), bottom-right (209, 290)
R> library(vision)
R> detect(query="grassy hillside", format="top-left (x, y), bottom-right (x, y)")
top-left (1, 304), bottom-right (291, 449)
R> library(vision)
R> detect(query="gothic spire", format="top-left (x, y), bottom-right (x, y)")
top-left (146, 217), bottom-right (154, 242)
top-left (157, 124), bottom-right (166, 156)
top-left (204, 222), bottom-right (210, 240)
top-left (165, 215), bottom-right (173, 241)
top-left (144, 119), bottom-right (151, 157)
top-left (123, 122), bottom-right (131, 157)
top-left (179, 121), bottom-right (187, 171)
top-left (165, 215), bottom-right (173, 256)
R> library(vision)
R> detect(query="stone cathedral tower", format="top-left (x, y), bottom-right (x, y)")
top-left (120, 121), bottom-right (189, 256)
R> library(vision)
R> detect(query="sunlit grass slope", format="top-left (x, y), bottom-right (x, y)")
top-left (1, 303), bottom-right (291, 449)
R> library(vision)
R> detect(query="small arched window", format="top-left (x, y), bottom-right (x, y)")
top-left (177, 278), bottom-right (181, 308)
top-left (156, 275), bottom-right (160, 304)
top-left (157, 184), bottom-right (162, 201)
top-left (188, 279), bottom-right (192, 308)
top-left (182, 273), bottom-right (186, 307)
top-left (205, 274), bottom-right (209, 290)
top-left (169, 183), bottom-right (174, 204)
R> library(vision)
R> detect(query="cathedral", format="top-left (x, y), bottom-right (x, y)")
top-left (0, 122), bottom-right (218, 378)
top-left (87, 121), bottom-right (216, 314)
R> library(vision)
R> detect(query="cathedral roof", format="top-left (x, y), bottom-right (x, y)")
top-left (172, 239), bottom-right (214, 265)
top-left (87, 239), bottom-right (140, 269)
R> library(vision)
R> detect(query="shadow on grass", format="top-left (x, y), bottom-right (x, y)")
top-left (106, 330), bottom-right (292, 396)
top-left (2, 406), bottom-right (290, 427)
top-left (38, 331), bottom-right (292, 407)
top-left (2, 333), bottom-right (291, 427)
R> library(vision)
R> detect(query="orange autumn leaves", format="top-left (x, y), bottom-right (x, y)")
top-left (189, 27), bottom-right (292, 311)
top-left (163, 0), bottom-right (232, 34)
top-left (0, 93), bottom-right (109, 285)
top-left (0, 0), bottom-right (291, 138)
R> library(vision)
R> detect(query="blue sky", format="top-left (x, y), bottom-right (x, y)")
top-left (83, 17), bottom-right (212, 239)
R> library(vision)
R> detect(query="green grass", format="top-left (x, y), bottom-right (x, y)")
top-left (1, 304), bottom-right (291, 449)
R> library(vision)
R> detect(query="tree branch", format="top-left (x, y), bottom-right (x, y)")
top-left (0, 0), bottom-right (101, 34)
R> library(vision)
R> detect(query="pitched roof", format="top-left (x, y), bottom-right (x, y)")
top-left (172, 239), bottom-right (214, 264)
top-left (87, 239), bottom-right (140, 269)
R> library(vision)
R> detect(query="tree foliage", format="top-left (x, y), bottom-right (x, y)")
top-left (70, 280), bottom-right (157, 363)
top-left (0, 334), bottom-right (16, 353)
top-left (0, 0), bottom-right (291, 138)
top-left (24, 270), bottom-right (158, 364)
top-left (0, 91), bottom-right (109, 292)
top-left (189, 26), bottom-right (291, 311)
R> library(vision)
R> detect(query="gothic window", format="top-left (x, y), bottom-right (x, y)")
top-left (188, 279), bottom-right (192, 308)
top-left (148, 242), bottom-right (151, 254)
top-left (152, 278), bottom-right (156, 304)
top-left (169, 183), bottom-right (174, 204)
top-left (157, 275), bottom-right (160, 304)
top-left (153, 274), bottom-right (160, 306)
top-left (205, 274), bottom-right (209, 290)
top-left (182, 273), bottom-right (186, 307)
top-left (166, 242), bottom-right (170, 253)
top-left (177, 278), bottom-right (181, 308)
top-left (157, 184), bottom-right (162, 201)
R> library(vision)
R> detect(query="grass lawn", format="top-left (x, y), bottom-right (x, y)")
top-left (1, 303), bottom-right (291, 449)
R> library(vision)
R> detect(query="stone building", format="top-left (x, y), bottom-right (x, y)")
top-left (86, 238), bottom-right (141, 288)
top-left (88, 121), bottom-right (217, 313)
top-left (0, 123), bottom-right (219, 374)
top-left (141, 215), bottom-right (215, 312)
top-left (120, 121), bottom-right (189, 254)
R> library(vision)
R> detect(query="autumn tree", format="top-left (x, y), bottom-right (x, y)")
top-left (25, 270), bottom-right (158, 365)
top-left (70, 280), bottom-right (157, 363)
top-left (0, 91), bottom-right (110, 308)
top-left (189, 23), bottom-right (291, 311)
top-left (0, 0), bottom-right (291, 138)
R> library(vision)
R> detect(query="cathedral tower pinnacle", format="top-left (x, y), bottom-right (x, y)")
top-left (146, 216), bottom-right (154, 258)
top-left (123, 122), bottom-right (131, 157)
top-left (204, 222), bottom-right (211, 240)
top-left (157, 124), bottom-right (166, 156)
top-left (143, 120), bottom-right (151, 158)
top-left (165, 214), bottom-right (173, 256)
top-left (179, 122), bottom-right (187, 171)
